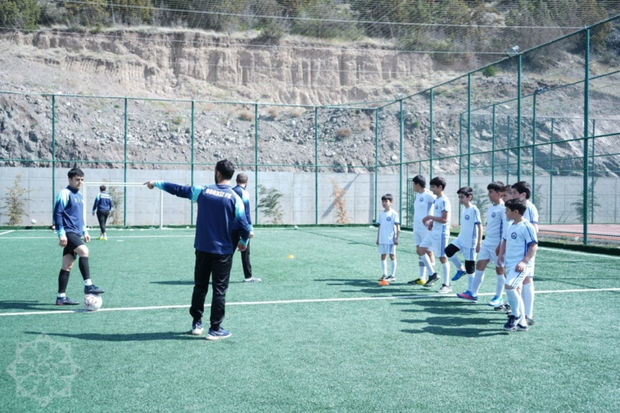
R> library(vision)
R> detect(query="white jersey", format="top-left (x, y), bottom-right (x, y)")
top-left (456, 205), bottom-right (481, 249)
top-left (483, 202), bottom-right (507, 247)
top-left (503, 220), bottom-right (538, 271)
top-left (525, 201), bottom-right (539, 226)
top-left (378, 209), bottom-right (399, 245)
top-left (431, 195), bottom-right (450, 235)
top-left (413, 190), bottom-right (435, 230)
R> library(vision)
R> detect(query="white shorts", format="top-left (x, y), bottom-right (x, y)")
top-left (478, 241), bottom-right (500, 266)
top-left (505, 265), bottom-right (534, 289)
top-left (420, 231), bottom-right (448, 258)
top-left (378, 243), bottom-right (396, 255)
top-left (450, 238), bottom-right (476, 261)
top-left (413, 226), bottom-right (430, 246)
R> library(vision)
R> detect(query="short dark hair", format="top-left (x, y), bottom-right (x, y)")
top-left (429, 176), bottom-right (446, 190)
top-left (100, 185), bottom-right (106, 191)
top-left (412, 175), bottom-right (426, 188)
top-left (505, 198), bottom-right (527, 215)
top-left (487, 181), bottom-right (505, 192)
top-left (381, 193), bottom-right (393, 202)
top-left (512, 181), bottom-right (531, 199)
top-left (215, 159), bottom-right (235, 180)
top-left (236, 172), bottom-right (248, 184)
top-left (68, 167), bottom-right (84, 178)
top-left (457, 186), bottom-right (473, 197)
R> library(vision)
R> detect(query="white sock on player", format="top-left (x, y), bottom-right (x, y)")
top-left (472, 269), bottom-right (484, 296)
top-left (441, 261), bottom-right (450, 285)
top-left (390, 259), bottom-right (397, 277)
top-left (522, 280), bottom-right (534, 318)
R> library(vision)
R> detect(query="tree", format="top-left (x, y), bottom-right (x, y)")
top-left (3, 175), bottom-right (29, 226)
top-left (257, 184), bottom-right (283, 224)
top-left (0, 0), bottom-right (40, 30)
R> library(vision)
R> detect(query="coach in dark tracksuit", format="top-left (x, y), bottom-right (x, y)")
top-left (145, 159), bottom-right (251, 341)
top-left (92, 185), bottom-right (112, 240)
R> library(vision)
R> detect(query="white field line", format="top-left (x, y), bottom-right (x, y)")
top-left (0, 230), bottom-right (15, 236)
top-left (1, 287), bottom-right (619, 318)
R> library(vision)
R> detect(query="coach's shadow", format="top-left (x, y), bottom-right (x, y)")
top-left (398, 299), bottom-right (506, 337)
top-left (0, 300), bottom-right (54, 311)
top-left (150, 280), bottom-right (193, 286)
top-left (26, 331), bottom-right (199, 342)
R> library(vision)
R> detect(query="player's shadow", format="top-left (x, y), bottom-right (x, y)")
top-left (0, 300), bottom-right (55, 311)
top-left (315, 278), bottom-right (433, 295)
top-left (26, 331), bottom-right (198, 342)
top-left (150, 280), bottom-right (193, 286)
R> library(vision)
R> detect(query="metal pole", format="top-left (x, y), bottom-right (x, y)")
top-left (51, 95), bottom-right (56, 211)
top-left (429, 89), bottom-right (434, 178)
top-left (467, 73), bottom-right (472, 186)
top-left (314, 106), bottom-right (319, 225)
top-left (583, 28), bottom-right (590, 245)
top-left (506, 116), bottom-right (511, 184)
top-left (517, 54), bottom-right (522, 180)
top-left (123, 97), bottom-right (128, 227)
top-left (399, 99), bottom-right (404, 219)
top-left (590, 119), bottom-right (596, 224)
top-left (458, 113), bottom-right (463, 191)
top-left (532, 91), bottom-right (537, 204)
top-left (491, 104), bottom-right (496, 182)
top-left (254, 103), bottom-right (259, 224)
top-left (190, 100), bottom-right (195, 226)
top-left (549, 118), bottom-right (554, 224)
top-left (374, 109), bottom-right (379, 223)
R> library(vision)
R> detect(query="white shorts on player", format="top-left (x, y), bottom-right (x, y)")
top-left (448, 238), bottom-right (476, 261)
top-left (505, 265), bottom-right (533, 289)
top-left (419, 231), bottom-right (448, 258)
top-left (378, 243), bottom-right (396, 255)
top-left (477, 242), bottom-right (500, 266)
top-left (413, 226), bottom-right (430, 246)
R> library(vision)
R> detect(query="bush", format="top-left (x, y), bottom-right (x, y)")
top-left (238, 111), bottom-right (254, 122)
top-left (482, 65), bottom-right (497, 78)
top-left (3, 175), bottom-right (29, 226)
top-left (0, 0), bottom-right (40, 30)
top-left (335, 127), bottom-right (352, 139)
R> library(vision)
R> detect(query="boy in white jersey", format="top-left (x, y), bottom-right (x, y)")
top-left (377, 193), bottom-right (400, 282)
top-left (497, 199), bottom-right (538, 331)
top-left (419, 177), bottom-right (451, 292)
top-left (445, 186), bottom-right (482, 298)
top-left (458, 182), bottom-right (507, 303)
top-left (512, 181), bottom-right (538, 326)
top-left (408, 175), bottom-right (436, 285)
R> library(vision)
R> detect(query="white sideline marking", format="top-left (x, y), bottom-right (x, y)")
top-left (1, 287), bottom-right (619, 317)
top-left (0, 230), bottom-right (15, 236)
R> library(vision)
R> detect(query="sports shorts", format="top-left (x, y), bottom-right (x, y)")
top-left (505, 264), bottom-right (534, 289)
top-left (413, 226), bottom-right (430, 246)
top-left (419, 231), bottom-right (448, 258)
top-left (478, 241), bottom-right (500, 266)
top-left (449, 238), bottom-right (476, 261)
top-left (62, 232), bottom-right (84, 257)
top-left (378, 243), bottom-right (396, 255)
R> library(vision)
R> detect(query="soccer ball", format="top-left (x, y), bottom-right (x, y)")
top-left (83, 294), bottom-right (103, 311)
top-left (31, 218), bottom-right (37, 224)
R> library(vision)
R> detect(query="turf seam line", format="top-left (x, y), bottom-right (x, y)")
top-left (2, 287), bottom-right (620, 317)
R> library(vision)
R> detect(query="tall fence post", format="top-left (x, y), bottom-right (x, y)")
top-left (532, 89), bottom-right (538, 204)
top-left (491, 104), bottom-right (496, 182)
top-left (190, 100), bottom-right (195, 225)
top-left (517, 54), bottom-right (522, 180)
top-left (583, 28), bottom-right (590, 245)
top-left (123, 97), bottom-right (128, 227)
top-left (549, 118), bottom-right (554, 224)
top-left (314, 106), bottom-right (319, 225)
top-left (374, 108), bottom-right (379, 223)
top-left (590, 119), bottom-right (596, 224)
top-left (254, 103), bottom-right (259, 225)
top-left (399, 99), bottom-right (404, 220)
top-left (429, 89), bottom-right (434, 178)
top-left (467, 73), bottom-right (472, 186)
top-left (51, 94), bottom-right (56, 210)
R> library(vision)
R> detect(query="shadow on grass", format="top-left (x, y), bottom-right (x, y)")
top-left (399, 299), bottom-right (508, 337)
top-left (26, 330), bottom-right (199, 342)
top-left (315, 278), bottom-right (434, 295)
top-left (150, 280), bottom-right (193, 286)
top-left (0, 300), bottom-right (56, 311)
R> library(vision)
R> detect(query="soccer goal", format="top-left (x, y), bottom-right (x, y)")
top-left (83, 181), bottom-right (165, 229)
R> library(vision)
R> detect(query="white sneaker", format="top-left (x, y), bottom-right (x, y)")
top-left (438, 284), bottom-right (452, 294)
top-left (488, 296), bottom-right (503, 307)
top-left (191, 321), bottom-right (203, 336)
top-left (243, 277), bottom-right (262, 283)
top-left (385, 275), bottom-right (396, 282)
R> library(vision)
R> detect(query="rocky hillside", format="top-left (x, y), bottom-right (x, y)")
top-left (0, 28), bottom-right (618, 175)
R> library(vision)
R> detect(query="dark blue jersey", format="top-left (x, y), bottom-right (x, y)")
top-left (232, 184), bottom-right (253, 231)
top-left (154, 181), bottom-right (250, 254)
top-left (54, 186), bottom-right (86, 237)
top-left (92, 192), bottom-right (112, 213)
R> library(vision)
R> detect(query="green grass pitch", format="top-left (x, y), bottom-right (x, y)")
top-left (1, 226), bottom-right (619, 412)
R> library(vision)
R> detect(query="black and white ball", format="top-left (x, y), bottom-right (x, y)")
top-left (83, 294), bottom-right (103, 311)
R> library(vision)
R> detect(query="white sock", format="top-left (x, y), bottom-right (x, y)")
top-left (472, 269), bottom-right (485, 296)
top-left (449, 255), bottom-right (463, 271)
top-left (467, 273), bottom-right (475, 293)
top-left (57, 292), bottom-right (66, 298)
top-left (420, 254), bottom-right (435, 275)
top-left (441, 261), bottom-right (450, 285)
top-left (84, 279), bottom-right (93, 286)
top-left (495, 274), bottom-right (505, 298)
top-left (522, 281), bottom-right (534, 318)
top-left (506, 289), bottom-right (522, 318)
top-left (418, 260), bottom-right (427, 280)
top-left (390, 259), bottom-right (397, 277)
top-left (380, 260), bottom-right (387, 276)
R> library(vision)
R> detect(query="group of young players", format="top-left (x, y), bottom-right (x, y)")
top-left (376, 175), bottom-right (539, 332)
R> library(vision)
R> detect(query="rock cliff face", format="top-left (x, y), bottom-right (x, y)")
top-left (0, 29), bottom-right (437, 104)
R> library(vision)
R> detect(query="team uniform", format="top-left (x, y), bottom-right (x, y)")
top-left (524, 201), bottom-right (539, 229)
top-left (449, 205), bottom-right (481, 261)
top-left (502, 219), bottom-right (538, 330)
top-left (420, 195), bottom-right (450, 257)
top-left (231, 184), bottom-right (255, 281)
top-left (92, 191), bottom-right (112, 239)
top-left (377, 209), bottom-right (399, 255)
top-left (54, 185), bottom-right (87, 255)
top-left (152, 181), bottom-right (250, 332)
top-left (474, 201), bottom-right (508, 303)
top-left (413, 190), bottom-right (435, 245)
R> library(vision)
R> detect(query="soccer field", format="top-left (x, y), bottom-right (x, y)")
top-left (1, 226), bottom-right (619, 412)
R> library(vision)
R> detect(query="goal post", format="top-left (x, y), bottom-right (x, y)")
top-left (83, 181), bottom-right (164, 229)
